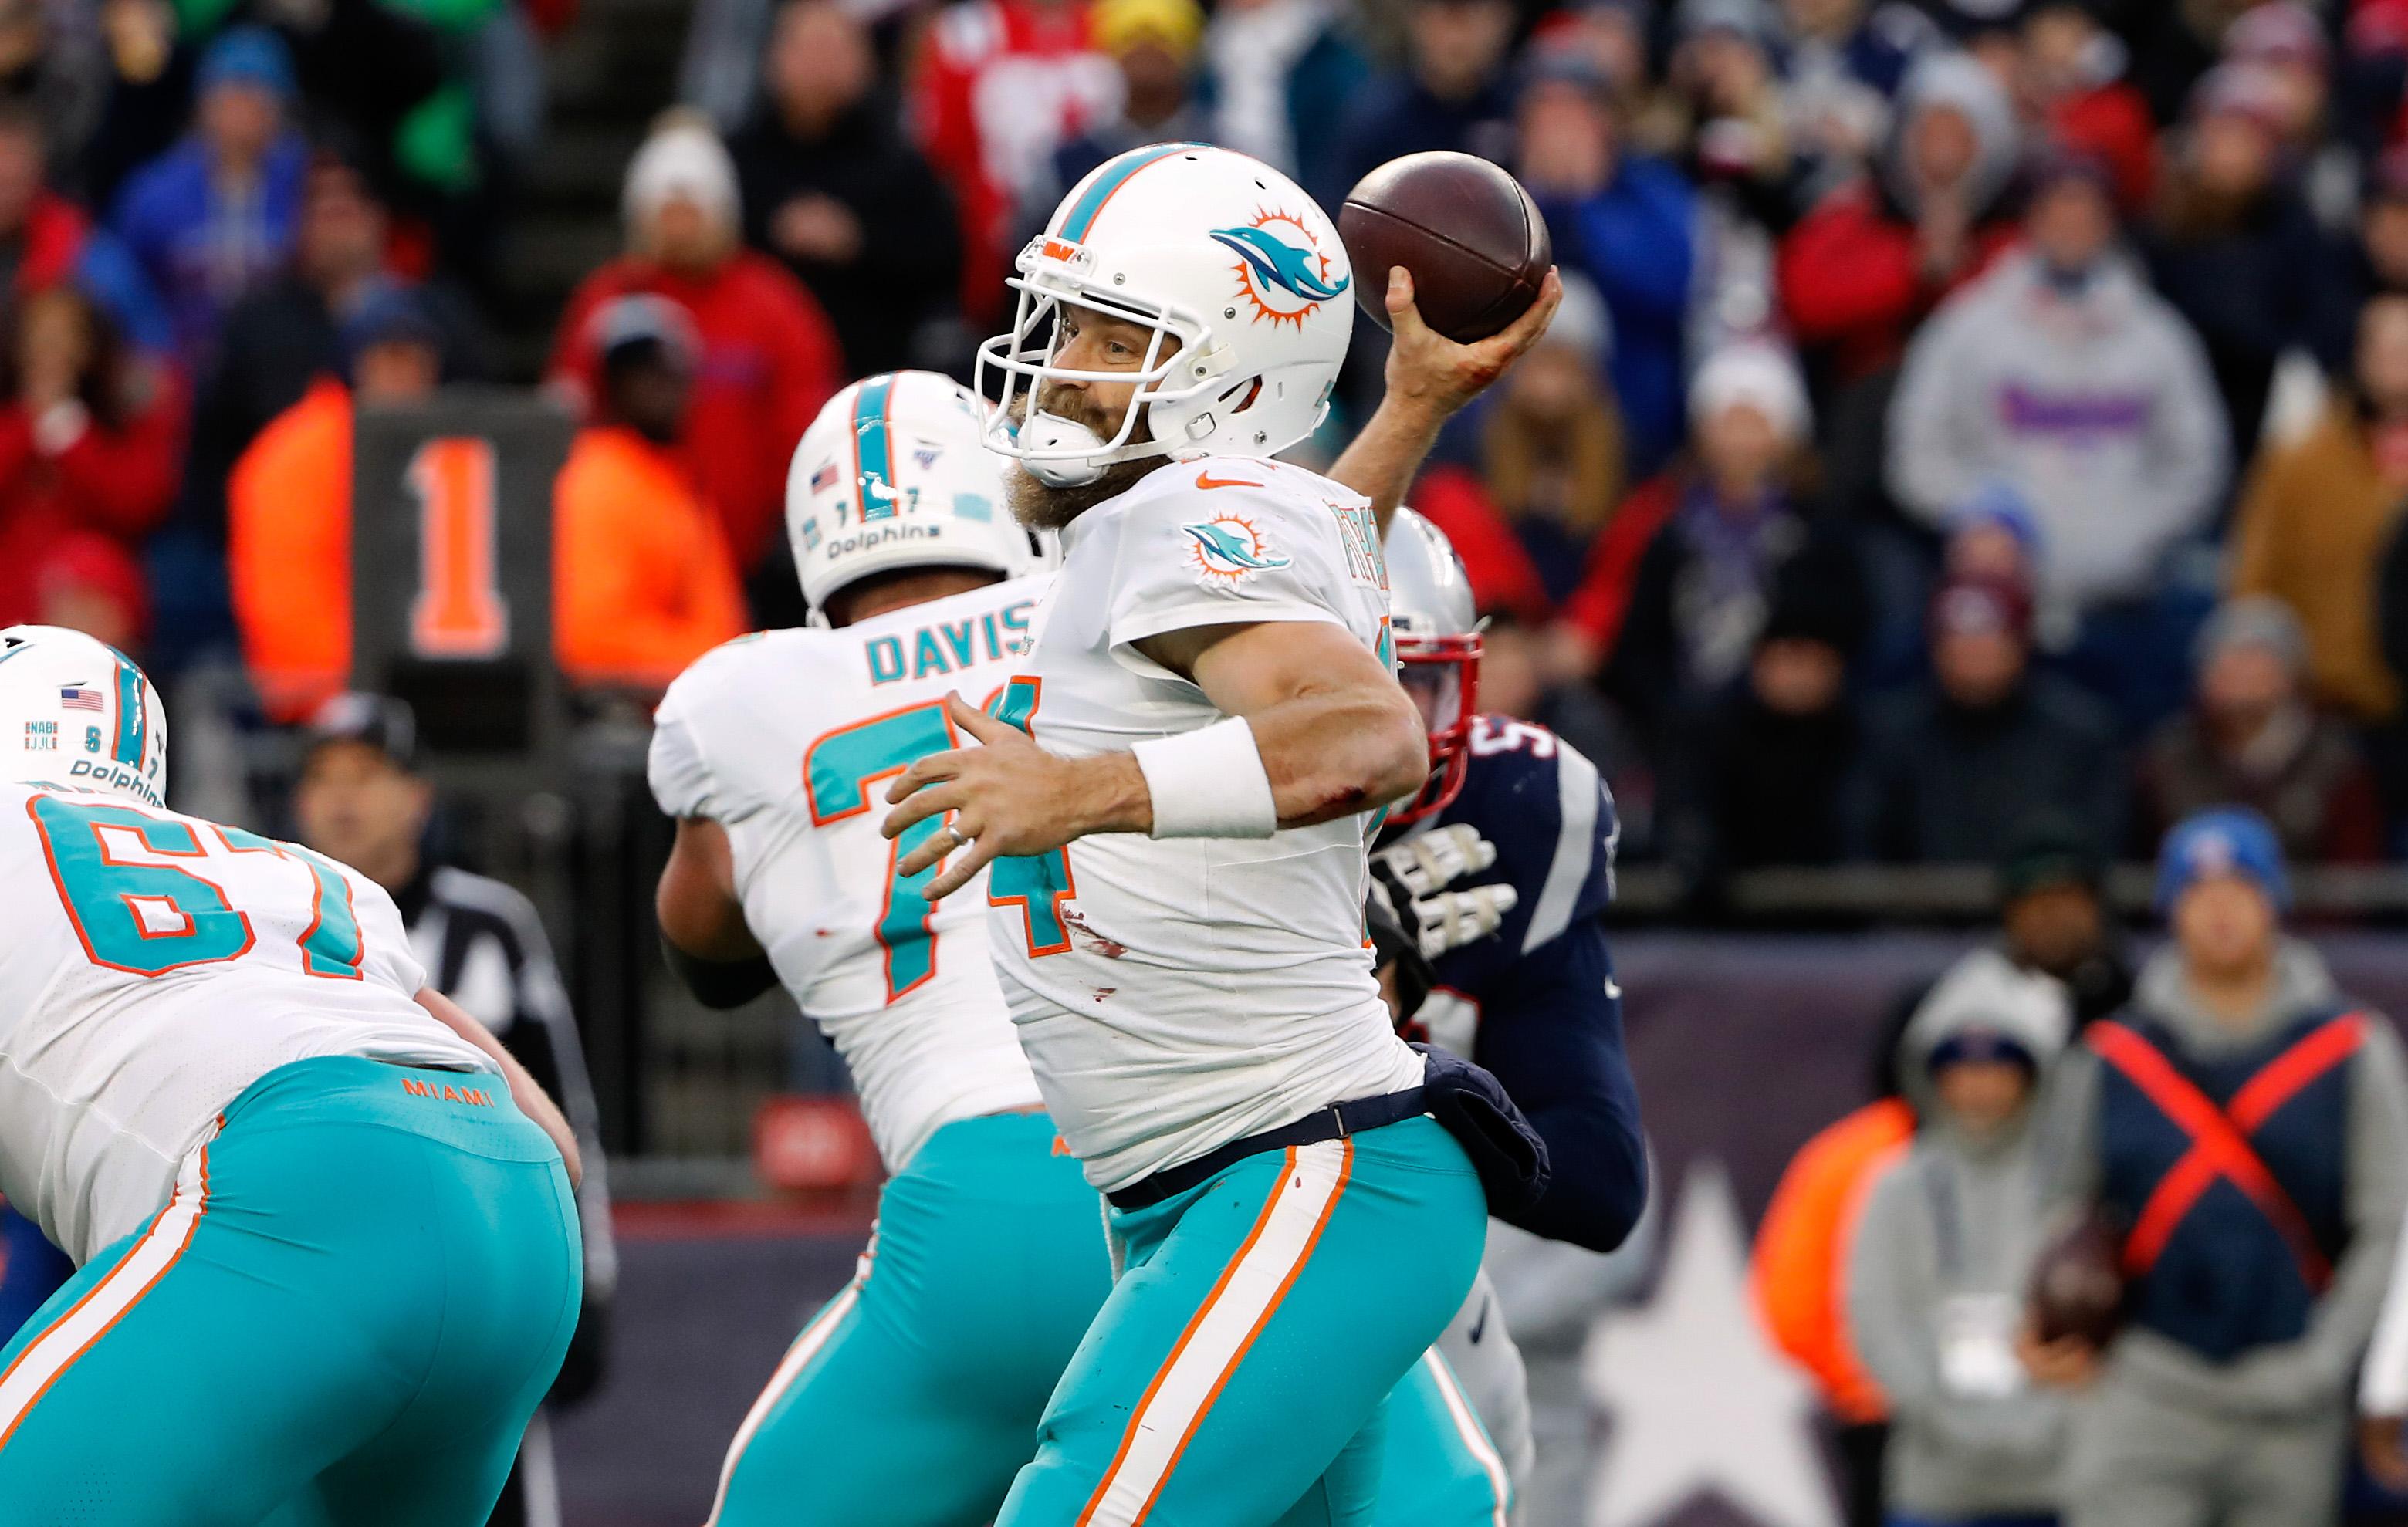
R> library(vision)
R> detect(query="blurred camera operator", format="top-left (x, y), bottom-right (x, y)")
top-left (290, 693), bottom-right (616, 1527)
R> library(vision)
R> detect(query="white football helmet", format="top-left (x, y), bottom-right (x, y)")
top-left (0, 625), bottom-right (167, 807)
top-left (786, 370), bottom-right (1046, 621)
top-left (977, 142), bottom-right (1355, 486)
top-left (1384, 508), bottom-right (1480, 826)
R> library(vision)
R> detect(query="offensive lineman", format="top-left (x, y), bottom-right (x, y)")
top-left (648, 370), bottom-right (1114, 1527)
top-left (1371, 510), bottom-right (1648, 1522)
top-left (884, 142), bottom-right (1559, 1523)
top-left (0, 626), bottom-right (583, 1524)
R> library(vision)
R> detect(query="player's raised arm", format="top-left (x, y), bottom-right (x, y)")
top-left (882, 622), bottom-right (1427, 901)
top-left (1329, 265), bottom-right (1562, 532)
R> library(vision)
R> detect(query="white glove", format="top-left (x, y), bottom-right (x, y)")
top-left (1371, 823), bottom-right (1519, 960)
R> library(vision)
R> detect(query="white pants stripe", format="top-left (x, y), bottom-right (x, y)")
top-left (704, 1279), bottom-right (862, 1527)
top-left (1081, 1137), bottom-right (1354, 1527)
top-left (1424, 1349), bottom-right (1512, 1527)
top-left (0, 1132), bottom-right (215, 1451)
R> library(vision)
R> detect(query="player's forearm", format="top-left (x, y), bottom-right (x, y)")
top-left (1328, 392), bottom-right (1446, 533)
top-left (1248, 685), bottom-right (1430, 826)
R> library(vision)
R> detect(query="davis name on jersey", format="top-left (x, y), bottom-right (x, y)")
top-left (648, 577), bottom-right (1050, 1172)
top-left (988, 458), bottom-right (1424, 1192)
top-left (0, 782), bottom-right (487, 1264)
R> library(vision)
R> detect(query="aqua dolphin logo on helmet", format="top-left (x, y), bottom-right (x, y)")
top-left (1210, 211), bottom-right (1351, 329)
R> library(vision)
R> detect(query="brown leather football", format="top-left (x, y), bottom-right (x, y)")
top-left (2028, 1211), bottom-right (2128, 1349)
top-left (1338, 152), bottom-right (1552, 343)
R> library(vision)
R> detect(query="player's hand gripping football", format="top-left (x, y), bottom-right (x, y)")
top-left (1379, 264), bottom-right (1564, 424)
top-left (882, 693), bottom-right (1141, 901)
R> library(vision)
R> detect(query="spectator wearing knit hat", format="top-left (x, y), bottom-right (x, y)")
top-left (1779, 50), bottom-right (2022, 390)
top-left (110, 25), bottom-right (309, 370)
top-left (1889, 153), bottom-right (2227, 636)
top-left (1518, 45), bottom-right (1697, 475)
top-left (2236, 292), bottom-right (2408, 725)
top-left (549, 116), bottom-right (842, 606)
top-left (2030, 807), bottom-right (2408, 1527)
top-left (1846, 569), bottom-right (2122, 864)
top-left (2136, 598), bottom-right (2383, 863)
top-left (1601, 343), bottom-right (1862, 759)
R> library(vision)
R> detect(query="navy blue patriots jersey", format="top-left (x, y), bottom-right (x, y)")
top-left (1405, 714), bottom-right (1645, 1252)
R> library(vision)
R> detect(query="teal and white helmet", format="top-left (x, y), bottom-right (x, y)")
top-left (785, 370), bottom-right (1045, 622)
top-left (0, 626), bottom-right (167, 806)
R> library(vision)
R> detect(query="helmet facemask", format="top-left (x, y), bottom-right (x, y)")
top-left (978, 238), bottom-right (1283, 488)
top-left (1390, 630), bottom-right (1483, 827)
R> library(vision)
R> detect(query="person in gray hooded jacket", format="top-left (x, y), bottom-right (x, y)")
top-left (2026, 807), bottom-right (2408, 1527)
top-left (1886, 154), bottom-right (2227, 640)
top-left (1849, 948), bottom-right (2074, 1527)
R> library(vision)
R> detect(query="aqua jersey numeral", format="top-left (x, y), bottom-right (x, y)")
top-left (30, 797), bottom-right (370, 979)
top-left (984, 677), bottom-right (1074, 956)
top-left (803, 703), bottom-right (960, 1000)
top-left (216, 826), bottom-right (366, 978)
top-left (32, 796), bottom-right (252, 973)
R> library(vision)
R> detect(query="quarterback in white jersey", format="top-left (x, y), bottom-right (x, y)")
top-left (648, 370), bottom-right (1113, 1527)
top-left (0, 626), bottom-right (582, 1525)
top-left (884, 142), bottom-right (1562, 1526)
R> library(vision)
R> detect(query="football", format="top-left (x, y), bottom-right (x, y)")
top-left (1338, 152), bottom-right (1553, 343)
top-left (2028, 1211), bottom-right (2129, 1350)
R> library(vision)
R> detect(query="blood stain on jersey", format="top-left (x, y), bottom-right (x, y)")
top-left (1182, 514), bottom-right (1290, 586)
top-left (1061, 909), bottom-right (1126, 958)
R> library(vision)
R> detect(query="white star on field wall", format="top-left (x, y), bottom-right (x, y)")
top-left (1581, 1160), bottom-right (1841, 1527)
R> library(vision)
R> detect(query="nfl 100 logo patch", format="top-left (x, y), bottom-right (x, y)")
top-left (23, 720), bottom-right (56, 752)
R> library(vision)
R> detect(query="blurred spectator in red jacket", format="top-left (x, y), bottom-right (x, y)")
top-left (550, 116), bottom-right (843, 589)
top-left (909, 0), bottom-right (1117, 324)
top-left (0, 285), bottom-right (180, 627)
top-left (2137, 596), bottom-right (2385, 862)
top-left (1779, 51), bottom-right (2022, 388)
top-left (1411, 273), bottom-right (1624, 626)
top-left (2014, 2), bottom-right (2158, 215)
top-left (29, 529), bottom-right (147, 651)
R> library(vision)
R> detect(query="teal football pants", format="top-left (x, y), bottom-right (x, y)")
top-left (997, 1115), bottom-right (1488, 1527)
top-left (1371, 1349), bottom-right (1515, 1526)
top-left (706, 1109), bottom-right (1114, 1527)
top-left (0, 1056), bottom-right (580, 1527)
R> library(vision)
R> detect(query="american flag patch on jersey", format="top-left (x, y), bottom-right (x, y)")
top-left (59, 686), bottom-right (100, 711)
top-left (809, 461), bottom-right (840, 492)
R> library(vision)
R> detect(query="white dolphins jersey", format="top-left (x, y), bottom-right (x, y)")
top-left (648, 577), bottom-right (1050, 1171)
top-left (988, 457), bottom-right (1426, 1191)
top-left (0, 782), bottom-right (489, 1263)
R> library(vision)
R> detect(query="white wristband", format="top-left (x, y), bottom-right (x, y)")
top-left (1131, 716), bottom-right (1277, 839)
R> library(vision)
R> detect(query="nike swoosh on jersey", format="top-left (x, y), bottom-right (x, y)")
top-left (1195, 471), bottom-right (1263, 491)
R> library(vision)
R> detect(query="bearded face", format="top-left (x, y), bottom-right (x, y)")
top-left (1006, 377), bottom-right (1162, 530)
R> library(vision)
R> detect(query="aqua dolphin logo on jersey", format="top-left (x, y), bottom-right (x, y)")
top-left (1210, 212), bottom-right (1349, 328)
top-left (1183, 514), bottom-right (1290, 585)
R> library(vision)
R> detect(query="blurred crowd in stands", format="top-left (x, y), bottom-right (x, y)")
top-left (15, 0), bottom-right (2408, 894)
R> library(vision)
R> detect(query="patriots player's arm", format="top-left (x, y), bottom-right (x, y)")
top-left (416, 985), bottom-right (583, 1189)
top-left (1329, 265), bottom-right (1564, 531)
top-left (884, 622), bottom-right (1427, 900)
top-left (655, 817), bottom-right (782, 1008)
top-left (1471, 916), bottom-right (1647, 1252)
